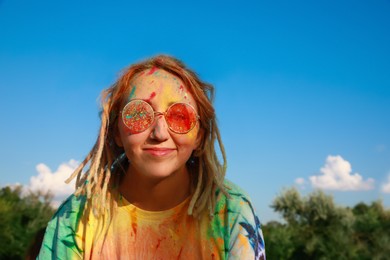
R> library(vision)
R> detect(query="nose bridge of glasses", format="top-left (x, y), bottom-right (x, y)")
top-left (153, 111), bottom-right (165, 117)
top-left (153, 111), bottom-right (167, 122)
top-left (152, 111), bottom-right (168, 126)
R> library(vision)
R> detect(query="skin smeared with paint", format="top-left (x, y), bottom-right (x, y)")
top-left (123, 68), bottom-right (198, 140)
top-left (115, 68), bottom-right (202, 216)
top-left (128, 85), bottom-right (137, 100)
top-left (178, 85), bottom-right (189, 100)
top-left (145, 92), bottom-right (156, 102)
top-left (147, 66), bottom-right (158, 75)
top-left (127, 68), bottom-right (194, 107)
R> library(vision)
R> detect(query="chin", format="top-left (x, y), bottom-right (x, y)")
top-left (136, 164), bottom-right (186, 180)
top-left (145, 169), bottom-right (174, 180)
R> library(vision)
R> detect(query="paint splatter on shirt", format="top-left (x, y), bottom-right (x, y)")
top-left (38, 180), bottom-right (266, 259)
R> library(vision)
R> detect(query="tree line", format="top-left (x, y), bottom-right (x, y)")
top-left (1, 186), bottom-right (389, 259)
top-left (0, 186), bottom-right (54, 260)
top-left (263, 188), bottom-right (390, 259)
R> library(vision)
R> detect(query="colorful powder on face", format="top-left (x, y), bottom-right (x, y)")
top-left (147, 67), bottom-right (158, 75)
top-left (145, 92), bottom-right (156, 102)
top-left (128, 86), bottom-right (137, 100)
top-left (186, 127), bottom-right (198, 140)
top-left (131, 70), bottom-right (193, 114)
top-left (179, 85), bottom-right (189, 100)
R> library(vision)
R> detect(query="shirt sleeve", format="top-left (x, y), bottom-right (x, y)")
top-left (37, 195), bottom-right (85, 260)
top-left (223, 182), bottom-right (266, 260)
top-left (228, 196), bottom-right (266, 260)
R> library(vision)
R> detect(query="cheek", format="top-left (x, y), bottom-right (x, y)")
top-left (185, 128), bottom-right (199, 141)
top-left (118, 122), bottom-right (148, 149)
top-left (120, 135), bottom-right (146, 161)
top-left (118, 116), bottom-right (140, 136)
top-left (185, 125), bottom-right (202, 147)
top-left (174, 131), bottom-right (199, 150)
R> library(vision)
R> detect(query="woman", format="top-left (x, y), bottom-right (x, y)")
top-left (38, 55), bottom-right (266, 259)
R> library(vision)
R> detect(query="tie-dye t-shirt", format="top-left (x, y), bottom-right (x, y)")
top-left (38, 181), bottom-right (265, 259)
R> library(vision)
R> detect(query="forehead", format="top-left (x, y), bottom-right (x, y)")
top-left (127, 68), bottom-right (195, 107)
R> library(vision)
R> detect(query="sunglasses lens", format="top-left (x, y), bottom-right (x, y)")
top-left (122, 100), bottom-right (154, 133)
top-left (166, 103), bottom-right (198, 133)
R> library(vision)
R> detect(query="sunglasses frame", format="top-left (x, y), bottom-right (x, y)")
top-left (121, 99), bottom-right (200, 134)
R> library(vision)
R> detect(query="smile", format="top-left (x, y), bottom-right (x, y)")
top-left (143, 148), bottom-right (176, 157)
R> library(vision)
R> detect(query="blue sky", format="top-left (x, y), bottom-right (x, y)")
top-left (1, 0), bottom-right (389, 222)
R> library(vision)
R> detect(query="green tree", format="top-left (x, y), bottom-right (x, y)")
top-left (352, 201), bottom-right (390, 260)
top-left (262, 221), bottom-right (294, 260)
top-left (0, 186), bottom-right (55, 260)
top-left (264, 188), bottom-right (357, 259)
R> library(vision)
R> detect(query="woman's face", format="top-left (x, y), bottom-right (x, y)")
top-left (115, 68), bottom-right (202, 180)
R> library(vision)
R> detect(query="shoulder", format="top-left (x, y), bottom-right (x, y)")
top-left (45, 193), bottom-right (87, 239)
top-left (216, 179), bottom-right (256, 216)
top-left (38, 194), bottom-right (86, 259)
top-left (51, 194), bottom-right (87, 223)
top-left (214, 179), bottom-right (261, 232)
top-left (223, 179), bottom-right (251, 199)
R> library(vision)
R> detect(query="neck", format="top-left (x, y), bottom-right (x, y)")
top-left (119, 167), bottom-right (191, 211)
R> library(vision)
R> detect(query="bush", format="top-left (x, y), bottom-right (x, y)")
top-left (0, 186), bottom-right (55, 260)
top-left (263, 188), bottom-right (390, 259)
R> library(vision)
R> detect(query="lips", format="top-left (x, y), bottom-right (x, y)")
top-left (143, 147), bottom-right (176, 156)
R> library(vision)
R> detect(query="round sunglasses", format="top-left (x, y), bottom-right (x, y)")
top-left (121, 99), bottom-right (200, 134)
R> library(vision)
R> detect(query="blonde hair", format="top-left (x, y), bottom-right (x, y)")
top-left (66, 55), bottom-right (228, 218)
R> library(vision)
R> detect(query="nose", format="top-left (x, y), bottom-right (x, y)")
top-left (150, 114), bottom-right (169, 141)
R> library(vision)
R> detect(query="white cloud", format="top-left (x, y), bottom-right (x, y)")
top-left (295, 177), bottom-right (306, 189)
top-left (381, 174), bottom-right (390, 193)
top-left (309, 155), bottom-right (375, 191)
top-left (295, 177), bottom-right (306, 185)
top-left (27, 159), bottom-right (79, 206)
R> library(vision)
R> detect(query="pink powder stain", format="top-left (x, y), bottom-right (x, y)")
top-left (132, 222), bottom-right (137, 236)
top-left (177, 247), bottom-right (183, 259)
top-left (147, 67), bottom-right (158, 75)
top-left (155, 238), bottom-right (163, 249)
top-left (145, 92), bottom-right (156, 102)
